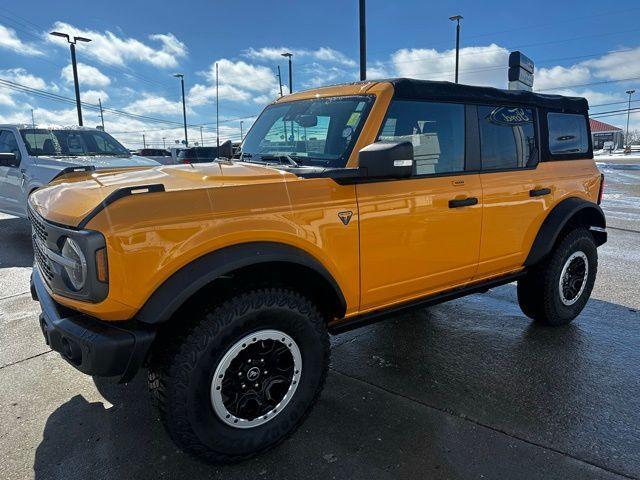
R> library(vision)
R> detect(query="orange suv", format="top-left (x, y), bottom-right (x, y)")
top-left (29, 78), bottom-right (606, 463)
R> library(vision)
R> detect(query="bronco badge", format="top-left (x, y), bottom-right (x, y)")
top-left (338, 211), bottom-right (353, 225)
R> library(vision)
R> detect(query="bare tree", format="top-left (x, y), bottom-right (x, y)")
top-left (626, 129), bottom-right (640, 145)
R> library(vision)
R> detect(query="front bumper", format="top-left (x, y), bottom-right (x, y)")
top-left (31, 268), bottom-right (155, 383)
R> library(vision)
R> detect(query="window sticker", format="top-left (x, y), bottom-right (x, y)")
top-left (487, 107), bottom-right (532, 126)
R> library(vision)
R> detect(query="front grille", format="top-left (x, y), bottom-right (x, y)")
top-left (28, 207), bottom-right (54, 282)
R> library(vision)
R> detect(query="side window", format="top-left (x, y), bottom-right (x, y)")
top-left (0, 130), bottom-right (21, 163)
top-left (478, 105), bottom-right (537, 170)
top-left (379, 100), bottom-right (465, 175)
top-left (547, 113), bottom-right (588, 155)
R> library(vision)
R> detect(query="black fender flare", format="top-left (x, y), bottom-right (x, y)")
top-left (524, 197), bottom-right (606, 267)
top-left (136, 241), bottom-right (347, 325)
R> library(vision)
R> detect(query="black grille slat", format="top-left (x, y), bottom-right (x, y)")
top-left (28, 207), bottom-right (54, 282)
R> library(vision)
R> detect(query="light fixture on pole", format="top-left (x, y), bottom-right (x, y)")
top-left (626, 89), bottom-right (635, 149)
top-left (281, 52), bottom-right (293, 94)
top-left (449, 15), bottom-right (463, 84)
top-left (173, 73), bottom-right (188, 147)
top-left (50, 31), bottom-right (91, 126)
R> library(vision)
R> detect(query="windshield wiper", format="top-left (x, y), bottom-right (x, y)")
top-left (258, 154), bottom-right (300, 167)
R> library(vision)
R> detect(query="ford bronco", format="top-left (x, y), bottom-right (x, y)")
top-left (29, 78), bottom-right (606, 463)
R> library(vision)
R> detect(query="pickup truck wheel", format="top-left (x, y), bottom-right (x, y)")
top-left (148, 288), bottom-right (329, 464)
top-left (517, 228), bottom-right (597, 326)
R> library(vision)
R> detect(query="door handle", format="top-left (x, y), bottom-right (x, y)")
top-left (449, 197), bottom-right (478, 208)
top-left (529, 187), bottom-right (551, 197)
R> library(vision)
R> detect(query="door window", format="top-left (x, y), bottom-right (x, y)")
top-left (478, 106), bottom-right (537, 170)
top-left (379, 100), bottom-right (465, 175)
top-left (0, 130), bottom-right (21, 164)
top-left (547, 113), bottom-right (588, 155)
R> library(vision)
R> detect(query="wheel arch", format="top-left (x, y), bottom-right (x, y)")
top-left (136, 241), bottom-right (347, 325)
top-left (524, 197), bottom-right (606, 267)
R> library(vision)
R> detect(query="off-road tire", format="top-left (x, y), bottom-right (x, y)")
top-left (517, 228), bottom-right (597, 326)
top-left (148, 288), bottom-right (330, 464)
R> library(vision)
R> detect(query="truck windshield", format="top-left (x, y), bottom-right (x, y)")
top-left (19, 128), bottom-right (130, 157)
top-left (240, 95), bottom-right (373, 168)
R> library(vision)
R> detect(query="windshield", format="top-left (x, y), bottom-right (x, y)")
top-left (240, 95), bottom-right (373, 168)
top-left (19, 128), bottom-right (130, 157)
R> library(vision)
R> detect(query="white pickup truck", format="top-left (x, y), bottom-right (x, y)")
top-left (0, 124), bottom-right (159, 217)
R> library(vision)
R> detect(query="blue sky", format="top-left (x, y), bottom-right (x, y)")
top-left (0, 0), bottom-right (639, 148)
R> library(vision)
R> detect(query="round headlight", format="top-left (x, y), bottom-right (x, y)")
top-left (61, 237), bottom-right (87, 291)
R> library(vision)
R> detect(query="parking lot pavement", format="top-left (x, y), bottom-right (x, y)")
top-left (1, 197), bottom-right (639, 479)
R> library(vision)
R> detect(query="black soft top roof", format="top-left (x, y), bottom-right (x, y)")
top-left (381, 78), bottom-right (588, 113)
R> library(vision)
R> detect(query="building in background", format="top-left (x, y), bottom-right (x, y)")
top-left (590, 118), bottom-right (624, 150)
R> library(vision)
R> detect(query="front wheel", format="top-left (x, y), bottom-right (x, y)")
top-left (148, 289), bottom-right (330, 464)
top-left (517, 228), bottom-right (598, 326)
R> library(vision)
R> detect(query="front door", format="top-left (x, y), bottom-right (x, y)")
top-left (357, 100), bottom-right (482, 311)
top-left (0, 130), bottom-right (24, 216)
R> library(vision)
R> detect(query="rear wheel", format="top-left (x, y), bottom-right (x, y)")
top-left (517, 228), bottom-right (597, 326)
top-left (148, 288), bottom-right (329, 464)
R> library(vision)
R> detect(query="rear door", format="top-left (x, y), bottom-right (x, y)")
top-left (0, 130), bottom-right (25, 216)
top-left (473, 104), bottom-right (554, 278)
top-left (357, 100), bottom-right (482, 311)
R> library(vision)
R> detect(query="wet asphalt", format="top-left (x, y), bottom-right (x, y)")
top-left (0, 159), bottom-right (639, 479)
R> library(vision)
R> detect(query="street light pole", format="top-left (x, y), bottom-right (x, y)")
top-left (449, 15), bottom-right (463, 84)
top-left (50, 31), bottom-right (91, 126)
top-left (359, 0), bottom-right (366, 81)
top-left (276, 66), bottom-right (284, 97)
top-left (216, 62), bottom-right (220, 149)
top-left (200, 126), bottom-right (204, 146)
top-left (281, 52), bottom-right (293, 94)
top-left (626, 89), bottom-right (635, 149)
top-left (98, 97), bottom-right (105, 130)
top-left (240, 120), bottom-right (244, 141)
top-left (174, 73), bottom-right (188, 147)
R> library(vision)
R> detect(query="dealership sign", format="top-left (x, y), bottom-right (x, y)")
top-left (508, 51), bottom-right (534, 91)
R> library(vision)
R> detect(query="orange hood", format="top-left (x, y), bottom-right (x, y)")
top-left (29, 161), bottom-right (297, 227)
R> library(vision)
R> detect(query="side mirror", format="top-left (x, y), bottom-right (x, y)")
top-left (217, 140), bottom-right (233, 159)
top-left (0, 152), bottom-right (19, 168)
top-left (358, 141), bottom-right (413, 178)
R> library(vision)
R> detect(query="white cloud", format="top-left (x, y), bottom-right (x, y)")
top-left (244, 46), bottom-right (356, 67)
top-left (535, 65), bottom-right (591, 91)
top-left (0, 68), bottom-right (49, 90)
top-left (0, 90), bottom-right (15, 107)
top-left (391, 44), bottom-right (509, 87)
top-left (205, 59), bottom-right (278, 92)
top-left (541, 88), bottom-right (619, 107)
top-left (47, 22), bottom-right (187, 68)
top-left (582, 47), bottom-right (640, 81)
top-left (81, 90), bottom-right (109, 104)
top-left (367, 61), bottom-right (391, 80)
top-left (61, 63), bottom-right (111, 87)
top-left (188, 83), bottom-right (252, 105)
top-left (0, 24), bottom-right (42, 56)
top-left (125, 94), bottom-right (182, 115)
top-left (189, 58), bottom-right (286, 106)
top-left (0, 68), bottom-right (58, 107)
top-left (301, 63), bottom-right (350, 89)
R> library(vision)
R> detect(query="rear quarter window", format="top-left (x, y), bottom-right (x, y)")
top-left (547, 113), bottom-right (589, 155)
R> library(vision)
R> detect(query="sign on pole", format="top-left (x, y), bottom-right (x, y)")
top-left (508, 51), bottom-right (534, 91)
